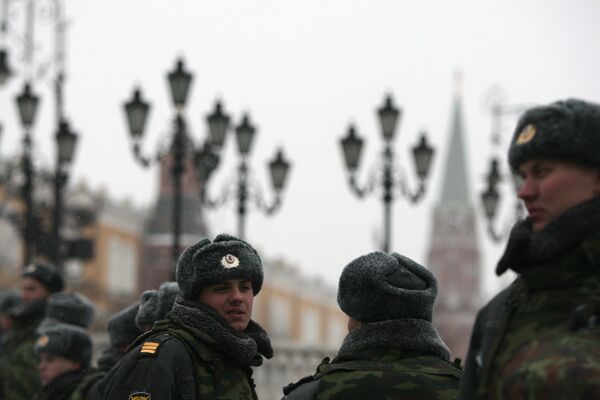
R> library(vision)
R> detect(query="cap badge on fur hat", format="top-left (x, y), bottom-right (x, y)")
top-left (128, 392), bottom-right (151, 400)
top-left (516, 124), bottom-right (537, 144)
top-left (221, 254), bottom-right (240, 268)
top-left (24, 265), bottom-right (35, 274)
top-left (37, 335), bottom-right (49, 347)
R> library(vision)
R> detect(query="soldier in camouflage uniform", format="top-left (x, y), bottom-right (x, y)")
top-left (459, 99), bottom-right (600, 399)
top-left (34, 323), bottom-right (93, 400)
top-left (0, 263), bottom-right (64, 400)
top-left (283, 251), bottom-right (462, 400)
top-left (96, 234), bottom-right (273, 400)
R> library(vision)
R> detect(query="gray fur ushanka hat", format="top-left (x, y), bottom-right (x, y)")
top-left (39, 292), bottom-right (96, 330)
top-left (35, 323), bottom-right (92, 368)
top-left (135, 281), bottom-right (179, 330)
top-left (338, 251), bottom-right (437, 323)
top-left (22, 263), bottom-right (64, 293)
top-left (107, 302), bottom-right (143, 349)
top-left (508, 98), bottom-right (600, 170)
top-left (176, 234), bottom-right (263, 300)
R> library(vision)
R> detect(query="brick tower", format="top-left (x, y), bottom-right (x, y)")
top-left (427, 74), bottom-right (482, 361)
top-left (140, 132), bottom-right (209, 291)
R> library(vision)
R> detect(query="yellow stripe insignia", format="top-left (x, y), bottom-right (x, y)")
top-left (140, 341), bottom-right (160, 355)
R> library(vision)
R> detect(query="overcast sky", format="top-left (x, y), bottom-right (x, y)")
top-left (1, 0), bottom-right (600, 296)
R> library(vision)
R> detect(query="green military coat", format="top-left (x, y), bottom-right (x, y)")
top-left (460, 201), bottom-right (600, 399)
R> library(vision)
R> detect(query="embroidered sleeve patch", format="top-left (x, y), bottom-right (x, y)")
top-left (129, 392), bottom-right (151, 400)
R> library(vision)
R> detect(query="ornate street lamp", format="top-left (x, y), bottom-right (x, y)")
top-left (52, 119), bottom-right (78, 265)
top-left (123, 58), bottom-right (226, 273)
top-left (202, 112), bottom-right (291, 240)
top-left (14, 82), bottom-right (40, 265)
top-left (339, 94), bottom-right (435, 252)
top-left (479, 88), bottom-right (532, 242)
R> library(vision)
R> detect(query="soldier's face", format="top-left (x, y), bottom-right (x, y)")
top-left (517, 160), bottom-right (600, 232)
top-left (199, 279), bottom-right (253, 332)
top-left (20, 277), bottom-right (51, 303)
top-left (39, 353), bottom-right (81, 386)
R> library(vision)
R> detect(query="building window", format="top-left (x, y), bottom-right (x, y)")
top-left (300, 307), bottom-right (320, 345)
top-left (327, 316), bottom-right (346, 348)
top-left (107, 237), bottom-right (136, 295)
top-left (269, 297), bottom-right (291, 338)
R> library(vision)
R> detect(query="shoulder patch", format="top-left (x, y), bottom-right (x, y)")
top-left (138, 333), bottom-right (173, 358)
top-left (129, 392), bottom-right (151, 400)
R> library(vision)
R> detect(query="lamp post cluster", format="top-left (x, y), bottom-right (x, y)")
top-left (339, 94), bottom-right (435, 253)
top-left (0, 0), bottom-right (84, 268)
top-left (479, 88), bottom-right (532, 242)
top-left (201, 112), bottom-right (291, 240)
top-left (123, 58), bottom-right (291, 268)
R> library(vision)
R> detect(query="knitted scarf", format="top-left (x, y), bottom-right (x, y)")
top-left (169, 296), bottom-right (273, 367)
top-left (496, 196), bottom-right (600, 275)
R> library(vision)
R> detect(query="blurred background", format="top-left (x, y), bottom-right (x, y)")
top-left (1, 1), bottom-right (599, 398)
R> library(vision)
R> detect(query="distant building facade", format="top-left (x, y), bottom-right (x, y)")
top-left (427, 78), bottom-right (483, 361)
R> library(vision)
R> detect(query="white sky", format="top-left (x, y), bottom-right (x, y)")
top-left (1, 0), bottom-right (600, 296)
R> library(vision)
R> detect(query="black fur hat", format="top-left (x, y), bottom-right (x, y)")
top-left (107, 302), bottom-right (143, 349)
top-left (509, 99), bottom-right (600, 171)
top-left (22, 263), bottom-right (64, 293)
top-left (38, 292), bottom-right (95, 330)
top-left (337, 252), bottom-right (438, 323)
top-left (35, 323), bottom-right (92, 368)
top-left (176, 234), bottom-right (263, 301)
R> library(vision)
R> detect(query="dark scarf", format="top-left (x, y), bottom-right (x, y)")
top-left (37, 369), bottom-right (87, 400)
top-left (338, 318), bottom-right (451, 361)
top-left (496, 196), bottom-right (600, 275)
top-left (169, 297), bottom-right (273, 367)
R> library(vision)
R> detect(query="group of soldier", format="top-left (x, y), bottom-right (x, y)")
top-left (0, 97), bottom-right (599, 399)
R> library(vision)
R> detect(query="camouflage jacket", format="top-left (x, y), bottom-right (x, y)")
top-left (96, 298), bottom-right (272, 400)
top-left (283, 319), bottom-right (462, 400)
top-left (460, 200), bottom-right (600, 400)
top-left (0, 299), bottom-right (46, 400)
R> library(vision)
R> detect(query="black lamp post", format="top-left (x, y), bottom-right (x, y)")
top-left (15, 82), bottom-right (39, 266)
top-left (52, 119), bottom-right (78, 266)
top-left (202, 112), bottom-right (291, 240)
top-left (339, 94), bottom-right (435, 253)
top-left (124, 58), bottom-right (227, 273)
top-left (479, 88), bottom-right (531, 242)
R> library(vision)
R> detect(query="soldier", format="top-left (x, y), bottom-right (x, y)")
top-left (34, 323), bottom-right (93, 400)
top-left (283, 251), bottom-right (462, 400)
top-left (38, 292), bottom-right (96, 331)
top-left (459, 99), bottom-right (600, 399)
top-left (135, 281), bottom-right (179, 331)
top-left (71, 302), bottom-right (143, 400)
top-left (96, 234), bottom-right (273, 400)
top-left (0, 263), bottom-right (64, 400)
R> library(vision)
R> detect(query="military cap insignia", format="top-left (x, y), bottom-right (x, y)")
top-left (139, 340), bottom-right (161, 356)
top-left (24, 264), bottom-right (37, 274)
top-left (36, 335), bottom-right (49, 347)
top-left (129, 392), bottom-right (151, 400)
top-left (516, 124), bottom-right (537, 144)
top-left (221, 254), bottom-right (240, 268)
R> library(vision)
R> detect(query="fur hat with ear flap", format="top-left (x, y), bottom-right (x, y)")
top-left (337, 251), bottom-right (438, 323)
top-left (35, 323), bottom-right (92, 369)
top-left (38, 292), bottom-right (96, 331)
top-left (508, 98), bottom-right (600, 171)
top-left (22, 263), bottom-right (64, 294)
top-left (176, 234), bottom-right (263, 301)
